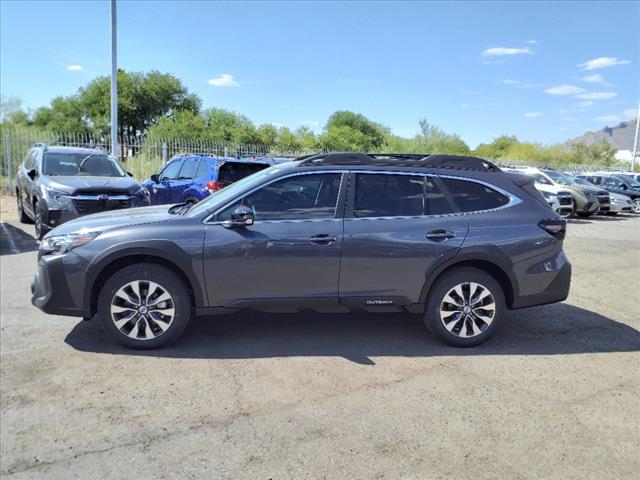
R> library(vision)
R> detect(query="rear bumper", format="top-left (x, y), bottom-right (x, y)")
top-left (511, 258), bottom-right (572, 309)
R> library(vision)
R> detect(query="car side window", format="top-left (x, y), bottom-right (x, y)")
top-left (440, 178), bottom-right (509, 213)
top-left (194, 159), bottom-right (209, 178)
top-left (217, 173), bottom-right (342, 221)
top-left (426, 177), bottom-right (455, 215)
top-left (353, 174), bottom-right (424, 218)
top-left (177, 158), bottom-right (199, 179)
top-left (159, 160), bottom-right (183, 181)
top-left (603, 177), bottom-right (621, 188)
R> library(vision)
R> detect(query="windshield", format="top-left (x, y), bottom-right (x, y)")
top-left (186, 164), bottom-right (289, 216)
top-left (621, 176), bottom-right (640, 188)
top-left (544, 170), bottom-right (576, 186)
top-left (43, 152), bottom-right (126, 177)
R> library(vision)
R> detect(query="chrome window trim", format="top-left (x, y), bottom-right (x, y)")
top-left (203, 168), bottom-right (522, 224)
top-left (203, 170), bottom-right (347, 225)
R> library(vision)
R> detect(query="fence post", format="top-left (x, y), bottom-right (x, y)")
top-left (224, 146), bottom-right (228, 158)
top-left (5, 133), bottom-right (12, 195)
top-left (162, 142), bottom-right (168, 166)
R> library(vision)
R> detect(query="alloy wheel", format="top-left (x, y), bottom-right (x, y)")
top-left (439, 282), bottom-right (496, 338)
top-left (110, 280), bottom-right (175, 340)
top-left (34, 206), bottom-right (42, 238)
top-left (633, 199), bottom-right (640, 214)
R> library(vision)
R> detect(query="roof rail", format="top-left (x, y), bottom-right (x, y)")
top-left (33, 142), bottom-right (47, 149)
top-left (299, 152), bottom-right (499, 171)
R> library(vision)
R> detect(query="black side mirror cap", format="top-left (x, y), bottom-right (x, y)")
top-left (150, 174), bottom-right (160, 183)
top-left (126, 171), bottom-right (133, 177)
top-left (223, 205), bottom-right (255, 228)
top-left (27, 169), bottom-right (37, 180)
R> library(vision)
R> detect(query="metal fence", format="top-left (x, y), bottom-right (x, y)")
top-left (0, 127), bottom-right (632, 194)
top-left (0, 128), bottom-right (311, 193)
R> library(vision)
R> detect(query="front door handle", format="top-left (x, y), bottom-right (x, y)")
top-left (426, 229), bottom-right (455, 241)
top-left (310, 234), bottom-right (337, 244)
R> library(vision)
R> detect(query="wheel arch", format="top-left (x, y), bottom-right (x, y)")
top-left (419, 249), bottom-right (518, 310)
top-left (86, 246), bottom-right (205, 316)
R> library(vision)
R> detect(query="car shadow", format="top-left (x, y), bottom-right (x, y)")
top-left (0, 222), bottom-right (38, 256)
top-left (65, 303), bottom-right (640, 365)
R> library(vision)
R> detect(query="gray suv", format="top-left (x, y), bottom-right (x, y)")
top-left (15, 144), bottom-right (150, 239)
top-left (31, 153), bottom-right (571, 349)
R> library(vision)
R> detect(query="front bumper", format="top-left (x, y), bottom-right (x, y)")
top-left (511, 256), bottom-right (572, 309)
top-left (31, 253), bottom-right (90, 317)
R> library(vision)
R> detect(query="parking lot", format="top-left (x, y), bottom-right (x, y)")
top-left (1, 195), bottom-right (639, 480)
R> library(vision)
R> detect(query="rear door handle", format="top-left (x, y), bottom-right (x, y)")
top-left (310, 234), bottom-right (337, 244)
top-left (426, 229), bottom-right (455, 241)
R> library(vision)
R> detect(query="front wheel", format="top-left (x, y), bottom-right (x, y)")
top-left (425, 267), bottom-right (505, 347)
top-left (632, 198), bottom-right (640, 214)
top-left (33, 200), bottom-right (46, 239)
top-left (97, 264), bottom-right (192, 349)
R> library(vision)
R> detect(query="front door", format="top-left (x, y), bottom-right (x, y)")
top-left (339, 173), bottom-right (467, 307)
top-left (203, 172), bottom-right (346, 308)
top-left (153, 159), bottom-right (183, 204)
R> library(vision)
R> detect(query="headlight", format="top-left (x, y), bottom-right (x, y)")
top-left (611, 197), bottom-right (619, 204)
top-left (44, 188), bottom-right (74, 209)
top-left (39, 232), bottom-right (100, 255)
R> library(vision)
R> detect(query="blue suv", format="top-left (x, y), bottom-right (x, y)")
top-left (143, 154), bottom-right (273, 205)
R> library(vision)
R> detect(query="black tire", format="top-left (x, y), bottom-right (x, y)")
top-left (184, 196), bottom-right (198, 204)
top-left (33, 200), bottom-right (46, 240)
top-left (97, 263), bottom-right (192, 349)
top-left (16, 191), bottom-right (32, 224)
top-left (424, 267), bottom-right (505, 347)
top-left (576, 211), bottom-right (593, 218)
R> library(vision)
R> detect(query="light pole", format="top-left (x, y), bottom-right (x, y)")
top-left (110, 0), bottom-right (118, 159)
top-left (632, 100), bottom-right (639, 171)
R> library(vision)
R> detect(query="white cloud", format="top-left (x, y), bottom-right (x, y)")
top-left (581, 73), bottom-right (604, 83)
top-left (575, 92), bottom-right (617, 100)
top-left (524, 112), bottom-right (543, 118)
top-left (578, 57), bottom-right (631, 70)
top-left (544, 84), bottom-right (586, 95)
top-left (593, 115), bottom-right (621, 123)
top-left (623, 108), bottom-right (638, 119)
top-left (482, 47), bottom-right (533, 56)
top-left (207, 74), bottom-right (239, 87)
top-left (526, 40), bottom-right (539, 45)
top-left (501, 79), bottom-right (520, 85)
top-left (67, 64), bottom-right (83, 71)
top-left (461, 104), bottom-right (480, 109)
top-left (579, 101), bottom-right (593, 107)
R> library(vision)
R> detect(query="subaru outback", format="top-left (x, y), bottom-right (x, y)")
top-left (31, 153), bottom-right (571, 349)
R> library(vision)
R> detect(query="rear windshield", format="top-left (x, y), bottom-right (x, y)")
top-left (43, 152), bottom-right (126, 177)
top-left (217, 162), bottom-right (269, 185)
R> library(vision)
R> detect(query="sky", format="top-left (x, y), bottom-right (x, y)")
top-left (1, 0), bottom-right (638, 148)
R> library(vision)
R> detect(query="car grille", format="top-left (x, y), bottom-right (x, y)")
top-left (557, 192), bottom-right (573, 206)
top-left (73, 198), bottom-right (132, 214)
top-left (597, 194), bottom-right (610, 205)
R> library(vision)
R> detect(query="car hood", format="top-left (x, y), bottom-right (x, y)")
top-left (45, 205), bottom-right (175, 236)
top-left (44, 175), bottom-right (141, 194)
top-left (564, 183), bottom-right (607, 195)
top-left (609, 192), bottom-right (632, 201)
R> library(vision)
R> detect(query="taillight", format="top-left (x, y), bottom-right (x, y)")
top-left (538, 219), bottom-right (566, 240)
top-left (206, 181), bottom-right (226, 191)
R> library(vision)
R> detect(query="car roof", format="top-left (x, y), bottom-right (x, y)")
top-left (171, 154), bottom-right (273, 166)
top-left (40, 145), bottom-right (106, 155)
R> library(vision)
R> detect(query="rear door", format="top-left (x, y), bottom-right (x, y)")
top-left (339, 172), bottom-right (467, 307)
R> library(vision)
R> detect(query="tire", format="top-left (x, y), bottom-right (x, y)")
top-left (97, 263), bottom-right (192, 349)
top-left (16, 191), bottom-right (32, 224)
top-left (424, 267), bottom-right (505, 347)
top-left (184, 196), bottom-right (198, 204)
top-left (33, 200), bottom-right (46, 240)
top-left (576, 211), bottom-right (592, 218)
top-left (632, 198), bottom-right (640, 215)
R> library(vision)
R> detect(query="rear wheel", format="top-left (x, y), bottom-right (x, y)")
top-left (97, 264), bottom-right (192, 349)
top-left (424, 267), bottom-right (505, 347)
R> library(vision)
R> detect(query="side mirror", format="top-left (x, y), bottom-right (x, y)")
top-left (222, 205), bottom-right (254, 228)
top-left (27, 169), bottom-right (37, 180)
top-left (150, 174), bottom-right (160, 183)
top-left (620, 184), bottom-right (627, 190)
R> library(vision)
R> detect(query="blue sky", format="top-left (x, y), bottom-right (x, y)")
top-left (1, 0), bottom-right (638, 148)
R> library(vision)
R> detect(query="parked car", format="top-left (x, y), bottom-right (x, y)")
top-left (514, 167), bottom-right (609, 216)
top-left (32, 153), bottom-right (571, 349)
top-left (577, 173), bottom-right (640, 214)
top-left (503, 167), bottom-right (573, 217)
top-left (143, 154), bottom-right (273, 205)
top-left (15, 144), bottom-right (150, 239)
top-left (607, 191), bottom-right (634, 214)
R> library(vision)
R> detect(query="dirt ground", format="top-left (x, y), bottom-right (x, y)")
top-left (1, 195), bottom-right (639, 479)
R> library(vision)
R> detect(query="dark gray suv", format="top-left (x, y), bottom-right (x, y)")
top-left (15, 144), bottom-right (150, 239)
top-left (31, 153), bottom-right (571, 349)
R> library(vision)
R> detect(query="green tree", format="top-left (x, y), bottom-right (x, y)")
top-left (319, 111), bottom-right (387, 151)
top-left (147, 110), bottom-right (208, 140)
top-left (33, 96), bottom-right (93, 134)
top-left (202, 108), bottom-right (258, 144)
top-left (0, 95), bottom-right (31, 126)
